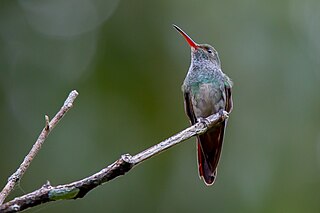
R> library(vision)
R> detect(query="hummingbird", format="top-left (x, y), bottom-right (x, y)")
top-left (173, 25), bottom-right (233, 186)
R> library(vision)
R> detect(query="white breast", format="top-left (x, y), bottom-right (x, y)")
top-left (192, 83), bottom-right (225, 118)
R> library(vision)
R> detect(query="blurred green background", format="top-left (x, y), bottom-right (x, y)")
top-left (1, 0), bottom-right (320, 212)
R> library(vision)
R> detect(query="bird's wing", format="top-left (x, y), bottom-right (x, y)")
top-left (183, 91), bottom-right (196, 125)
top-left (225, 85), bottom-right (233, 113)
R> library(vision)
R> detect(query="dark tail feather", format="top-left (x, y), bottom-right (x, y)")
top-left (197, 121), bottom-right (226, 185)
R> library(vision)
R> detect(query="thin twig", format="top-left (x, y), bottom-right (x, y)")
top-left (0, 110), bottom-right (228, 213)
top-left (0, 90), bottom-right (79, 205)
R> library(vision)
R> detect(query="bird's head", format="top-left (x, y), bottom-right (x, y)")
top-left (173, 24), bottom-right (220, 67)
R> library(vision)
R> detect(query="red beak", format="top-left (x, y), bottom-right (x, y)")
top-left (173, 24), bottom-right (198, 49)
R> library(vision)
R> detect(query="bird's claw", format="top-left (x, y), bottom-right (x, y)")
top-left (219, 110), bottom-right (229, 120)
top-left (197, 117), bottom-right (210, 127)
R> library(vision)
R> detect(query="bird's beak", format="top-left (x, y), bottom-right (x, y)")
top-left (173, 24), bottom-right (198, 49)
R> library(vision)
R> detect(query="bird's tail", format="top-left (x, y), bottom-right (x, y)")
top-left (197, 120), bottom-right (226, 185)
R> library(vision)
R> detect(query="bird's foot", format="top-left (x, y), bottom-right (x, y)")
top-left (219, 109), bottom-right (229, 120)
top-left (197, 117), bottom-right (210, 128)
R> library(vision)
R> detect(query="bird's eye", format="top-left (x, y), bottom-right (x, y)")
top-left (207, 49), bottom-right (213, 54)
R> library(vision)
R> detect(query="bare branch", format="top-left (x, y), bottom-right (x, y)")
top-left (0, 110), bottom-right (228, 213)
top-left (130, 111), bottom-right (228, 164)
top-left (0, 90), bottom-right (79, 205)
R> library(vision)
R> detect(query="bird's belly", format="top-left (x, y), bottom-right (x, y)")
top-left (191, 83), bottom-right (224, 118)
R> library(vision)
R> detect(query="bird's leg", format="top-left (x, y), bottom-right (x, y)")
top-left (197, 117), bottom-right (211, 128)
top-left (219, 109), bottom-right (229, 120)
top-left (197, 110), bottom-right (229, 129)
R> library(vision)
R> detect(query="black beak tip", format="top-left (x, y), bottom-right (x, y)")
top-left (172, 24), bottom-right (181, 32)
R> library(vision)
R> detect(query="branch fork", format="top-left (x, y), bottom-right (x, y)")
top-left (0, 90), bottom-right (229, 213)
